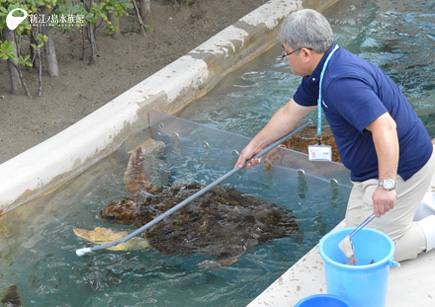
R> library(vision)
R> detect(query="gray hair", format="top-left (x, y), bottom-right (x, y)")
top-left (278, 9), bottom-right (334, 53)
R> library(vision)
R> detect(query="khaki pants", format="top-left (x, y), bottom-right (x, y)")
top-left (345, 147), bottom-right (435, 262)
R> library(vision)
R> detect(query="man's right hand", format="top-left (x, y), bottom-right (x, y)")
top-left (234, 99), bottom-right (315, 169)
top-left (235, 147), bottom-right (262, 169)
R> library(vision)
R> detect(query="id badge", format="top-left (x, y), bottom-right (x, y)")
top-left (308, 144), bottom-right (332, 162)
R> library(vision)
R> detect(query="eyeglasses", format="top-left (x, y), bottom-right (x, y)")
top-left (280, 47), bottom-right (313, 58)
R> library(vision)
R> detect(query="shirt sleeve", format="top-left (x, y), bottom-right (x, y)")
top-left (325, 77), bottom-right (388, 132)
top-left (293, 76), bottom-right (318, 107)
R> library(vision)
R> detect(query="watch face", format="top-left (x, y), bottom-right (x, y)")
top-left (383, 179), bottom-right (395, 190)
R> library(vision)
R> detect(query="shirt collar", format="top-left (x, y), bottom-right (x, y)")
top-left (306, 43), bottom-right (337, 84)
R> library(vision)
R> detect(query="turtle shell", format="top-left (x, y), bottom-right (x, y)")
top-left (100, 183), bottom-right (299, 260)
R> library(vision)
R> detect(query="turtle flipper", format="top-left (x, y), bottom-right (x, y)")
top-left (73, 227), bottom-right (149, 251)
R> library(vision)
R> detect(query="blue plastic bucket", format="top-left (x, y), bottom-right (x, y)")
top-left (295, 294), bottom-right (351, 306)
top-left (319, 227), bottom-right (400, 307)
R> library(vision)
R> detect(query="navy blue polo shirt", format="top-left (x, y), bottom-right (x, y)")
top-left (293, 44), bottom-right (433, 182)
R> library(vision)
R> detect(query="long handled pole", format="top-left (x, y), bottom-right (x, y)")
top-left (76, 121), bottom-right (310, 256)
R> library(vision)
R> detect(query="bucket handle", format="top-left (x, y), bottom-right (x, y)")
top-left (388, 258), bottom-right (400, 267)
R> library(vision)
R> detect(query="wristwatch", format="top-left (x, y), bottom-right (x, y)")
top-left (378, 179), bottom-right (396, 191)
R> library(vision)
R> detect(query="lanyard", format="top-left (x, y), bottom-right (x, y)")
top-left (317, 45), bottom-right (339, 143)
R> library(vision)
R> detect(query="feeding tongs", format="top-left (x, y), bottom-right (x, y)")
top-left (339, 214), bottom-right (376, 265)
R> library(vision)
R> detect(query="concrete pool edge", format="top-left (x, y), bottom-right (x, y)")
top-left (0, 0), bottom-right (338, 214)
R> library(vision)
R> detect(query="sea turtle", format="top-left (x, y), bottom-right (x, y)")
top-left (74, 139), bottom-right (300, 266)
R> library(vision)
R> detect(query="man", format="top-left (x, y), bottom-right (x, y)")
top-left (235, 9), bottom-right (435, 262)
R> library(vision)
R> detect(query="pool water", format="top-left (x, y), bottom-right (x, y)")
top-left (1, 0), bottom-right (434, 306)
top-left (0, 127), bottom-right (350, 306)
top-left (180, 0), bottom-right (435, 138)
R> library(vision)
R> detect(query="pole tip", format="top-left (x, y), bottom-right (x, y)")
top-left (76, 247), bottom-right (92, 257)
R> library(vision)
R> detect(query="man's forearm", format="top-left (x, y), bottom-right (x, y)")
top-left (367, 112), bottom-right (399, 180)
top-left (250, 98), bottom-right (315, 151)
top-left (235, 99), bottom-right (315, 168)
top-left (367, 112), bottom-right (399, 217)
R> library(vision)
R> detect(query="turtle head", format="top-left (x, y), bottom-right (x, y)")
top-left (123, 147), bottom-right (157, 200)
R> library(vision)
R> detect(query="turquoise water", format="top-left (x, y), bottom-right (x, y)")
top-left (0, 129), bottom-right (350, 306)
top-left (0, 0), bottom-right (434, 306)
top-left (180, 0), bottom-right (435, 138)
